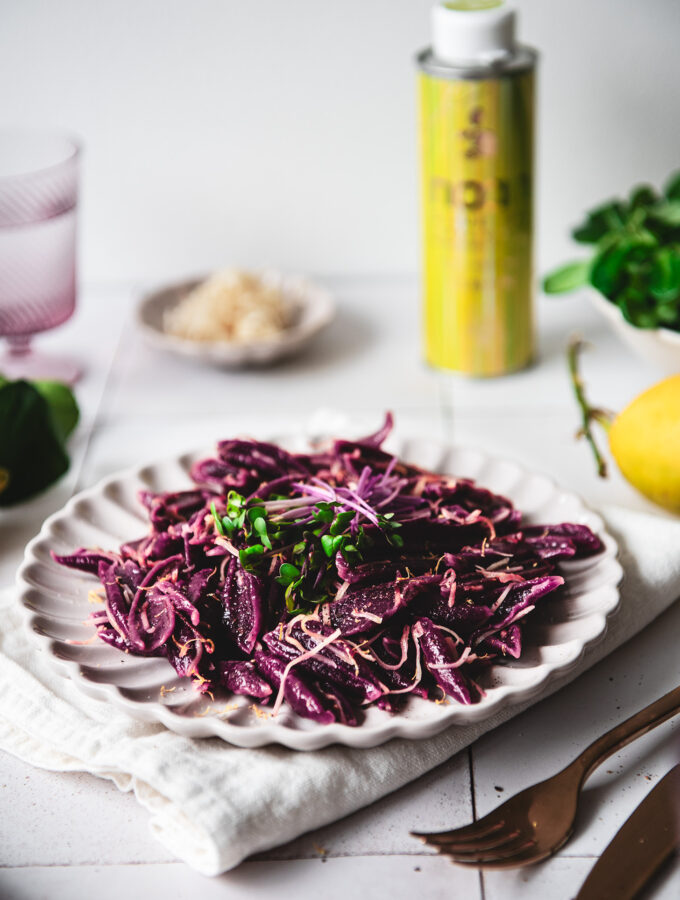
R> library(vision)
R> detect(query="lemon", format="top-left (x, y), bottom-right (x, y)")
top-left (609, 375), bottom-right (680, 513)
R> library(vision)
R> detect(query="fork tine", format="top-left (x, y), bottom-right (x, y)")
top-left (444, 841), bottom-right (541, 869)
top-left (411, 817), bottom-right (506, 845)
top-left (443, 847), bottom-right (550, 869)
top-left (428, 828), bottom-right (522, 854)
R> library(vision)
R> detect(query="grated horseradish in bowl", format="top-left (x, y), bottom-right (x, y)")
top-left (136, 269), bottom-right (336, 368)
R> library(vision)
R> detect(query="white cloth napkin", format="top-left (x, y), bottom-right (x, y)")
top-left (0, 505), bottom-right (678, 876)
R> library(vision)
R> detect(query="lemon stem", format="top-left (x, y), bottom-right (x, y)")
top-left (567, 338), bottom-right (615, 479)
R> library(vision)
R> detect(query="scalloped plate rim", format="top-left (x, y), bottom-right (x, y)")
top-left (17, 438), bottom-right (623, 751)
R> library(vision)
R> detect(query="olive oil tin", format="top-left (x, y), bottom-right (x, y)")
top-left (417, 5), bottom-right (537, 376)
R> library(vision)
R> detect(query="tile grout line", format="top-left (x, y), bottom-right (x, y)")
top-left (71, 321), bottom-right (130, 495)
top-left (0, 851), bottom-right (609, 871)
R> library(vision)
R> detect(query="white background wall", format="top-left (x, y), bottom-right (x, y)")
top-left (1, 0), bottom-right (679, 284)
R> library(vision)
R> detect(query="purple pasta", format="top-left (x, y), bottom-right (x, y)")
top-left (54, 414), bottom-right (603, 725)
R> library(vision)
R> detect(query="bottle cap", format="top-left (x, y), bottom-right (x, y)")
top-left (432, 1), bottom-right (516, 66)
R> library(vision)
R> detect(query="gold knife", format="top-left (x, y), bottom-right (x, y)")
top-left (575, 763), bottom-right (680, 900)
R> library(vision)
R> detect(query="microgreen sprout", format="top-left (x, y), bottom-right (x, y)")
top-left (210, 501), bottom-right (225, 536)
top-left (210, 465), bottom-right (418, 608)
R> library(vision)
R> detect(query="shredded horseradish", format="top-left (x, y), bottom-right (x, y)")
top-left (164, 269), bottom-right (291, 343)
top-left (272, 628), bottom-right (343, 717)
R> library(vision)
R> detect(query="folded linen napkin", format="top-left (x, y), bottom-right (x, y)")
top-left (0, 505), bottom-right (678, 876)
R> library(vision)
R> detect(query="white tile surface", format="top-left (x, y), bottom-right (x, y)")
top-left (1, 278), bottom-right (678, 898)
top-left (104, 279), bottom-right (444, 422)
top-left (484, 857), bottom-right (595, 900)
top-left (0, 857), bottom-right (480, 900)
top-left (484, 855), bottom-right (680, 900)
top-left (0, 759), bottom-right (172, 867)
top-left (255, 749), bottom-right (472, 860)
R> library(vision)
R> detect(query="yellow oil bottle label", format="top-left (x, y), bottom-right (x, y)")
top-left (419, 68), bottom-right (534, 375)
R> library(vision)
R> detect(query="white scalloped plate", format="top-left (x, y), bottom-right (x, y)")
top-left (17, 436), bottom-right (623, 750)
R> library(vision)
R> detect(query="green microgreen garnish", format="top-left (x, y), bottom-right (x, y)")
top-left (239, 544), bottom-right (265, 568)
top-left (329, 510), bottom-right (355, 535)
top-left (210, 479), bottom-right (408, 611)
top-left (210, 501), bottom-right (225, 535)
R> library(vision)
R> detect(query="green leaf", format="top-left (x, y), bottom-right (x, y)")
top-left (279, 563), bottom-right (300, 581)
top-left (656, 303), bottom-right (680, 324)
top-left (0, 380), bottom-right (70, 506)
top-left (572, 221), bottom-right (605, 244)
top-left (649, 201), bottom-right (680, 228)
top-left (589, 241), bottom-right (631, 298)
top-left (226, 491), bottom-right (245, 518)
top-left (32, 380), bottom-right (79, 443)
top-left (629, 184), bottom-right (658, 210)
top-left (543, 260), bottom-right (590, 294)
top-left (239, 544), bottom-right (264, 568)
top-left (619, 294), bottom-right (658, 329)
top-left (313, 506), bottom-right (334, 524)
top-left (210, 501), bottom-right (225, 535)
top-left (625, 230), bottom-right (658, 256)
top-left (253, 516), bottom-right (272, 549)
top-left (222, 517), bottom-right (236, 535)
top-left (320, 534), bottom-right (336, 557)
top-left (284, 578), bottom-right (304, 611)
top-left (664, 170), bottom-right (680, 201)
top-left (650, 248), bottom-right (680, 301)
top-left (329, 510), bottom-right (355, 535)
top-left (572, 201), bottom-right (626, 243)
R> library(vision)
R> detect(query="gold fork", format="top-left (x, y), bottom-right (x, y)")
top-left (412, 684), bottom-right (680, 869)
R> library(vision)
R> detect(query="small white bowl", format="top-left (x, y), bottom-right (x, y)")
top-left (137, 272), bottom-right (336, 368)
top-left (589, 291), bottom-right (680, 374)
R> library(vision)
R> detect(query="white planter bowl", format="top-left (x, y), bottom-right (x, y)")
top-left (589, 291), bottom-right (680, 374)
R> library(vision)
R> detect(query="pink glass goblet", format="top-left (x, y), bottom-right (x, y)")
top-left (0, 130), bottom-right (81, 384)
